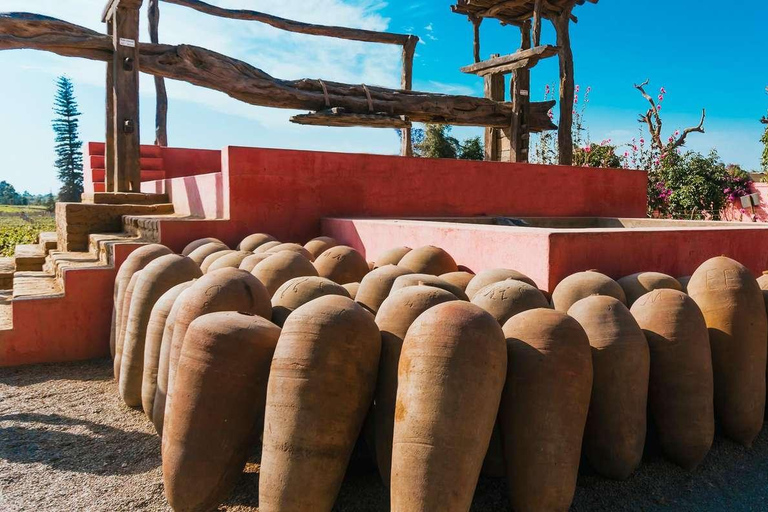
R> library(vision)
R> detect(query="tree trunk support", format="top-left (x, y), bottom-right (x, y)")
top-left (483, 58), bottom-right (504, 162)
top-left (510, 21), bottom-right (531, 163)
top-left (400, 36), bottom-right (417, 157)
top-left (553, 7), bottom-right (574, 166)
top-left (105, 21), bottom-right (116, 192)
top-left (149, 0), bottom-right (168, 147)
top-left (106, 0), bottom-right (142, 192)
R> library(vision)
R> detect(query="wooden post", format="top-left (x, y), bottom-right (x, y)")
top-left (553, 7), bottom-right (574, 166)
top-left (483, 57), bottom-right (504, 161)
top-left (149, 0), bottom-right (168, 146)
top-left (510, 21), bottom-right (531, 163)
top-left (400, 36), bottom-right (417, 157)
top-left (471, 16), bottom-right (482, 63)
top-left (532, 0), bottom-right (543, 47)
top-left (106, 0), bottom-right (142, 192)
top-left (105, 21), bottom-right (116, 192)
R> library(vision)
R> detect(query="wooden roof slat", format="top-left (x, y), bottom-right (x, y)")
top-left (452, 0), bottom-right (596, 23)
top-left (460, 45), bottom-right (559, 76)
top-left (290, 108), bottom-right (412, 129)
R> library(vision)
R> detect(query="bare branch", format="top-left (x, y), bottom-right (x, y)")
top-left (635, 79), bottom-right (706, 152)
top-left (634, 79), bottom-right (662, 148)
top-left (669, 109), bottom-right (706, 150)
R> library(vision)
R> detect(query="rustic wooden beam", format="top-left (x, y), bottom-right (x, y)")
top-left (510, 21), bottom-right (532, 163)
top-left (105, 21), bottom-right (116, 192)
top-left (160, 0), bottom-right (415, 46)
top-left (111, 5), bottom-right (141, 192)
top-left (291, 108), bottom-right (411, 129)
top-left (148, 0), bottom-right (168, 146)
top-left (483, 57), bottom-right (505, 162)
top-left (102, 0), bottom-right (143, 23)
top-left (532, 0), bottom-right (543, 46)
top-left (553, 8), bottom-right (574, 165)
top-left (400, 36), bottom-right (417, 156)
top-left (460, 45), bottom-right (559, 76)
top-left (471, 16), bottom-right (482, 63)
top-left (0, 13), bottom-right (557, 131)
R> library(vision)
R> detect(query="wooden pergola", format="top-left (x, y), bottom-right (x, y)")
top-left (452, 0), bottom-right (598, 164)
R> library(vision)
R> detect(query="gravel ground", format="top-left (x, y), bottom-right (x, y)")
top-left (2, 358), bottom-right (768, 511)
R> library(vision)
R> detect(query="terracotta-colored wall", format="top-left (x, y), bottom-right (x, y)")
top-left (144, 146), bottom-right (648, 253)
top-left (224, 146), bottom-right (647, 241)
top-left (323, 218), bottom-right (552, 288)
top-left (161, 146), bottom-right (221, 179)
top-left (547, 229), bottom-right (768, 287)
top-left (84, 143), bottom-right (221, 193)
top-left (0, 243), bottom-right (143, 366)
top-left (142, 172), bottom-right (223, 219)
top-left (322, 217), bottom-right (768, 291)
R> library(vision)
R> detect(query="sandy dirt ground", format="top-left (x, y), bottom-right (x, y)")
top-left (2, 358), bottom-right (768, 511)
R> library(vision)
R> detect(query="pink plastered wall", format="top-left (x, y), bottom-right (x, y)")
top-left (147, 146), bottom-right (648, 252)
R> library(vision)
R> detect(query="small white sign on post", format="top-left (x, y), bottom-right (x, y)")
top-left (119, 38), bottom-right (136, 48)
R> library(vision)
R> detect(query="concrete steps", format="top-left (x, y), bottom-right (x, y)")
top-left (0, 258), bottom-right (14, 290)
top-left (0, 231), bottom-right (146, 336)
top-left (12, 271), bottom-right (63, 300)
top-left (14, 244), bottom-right (46, 272)
top-left (39, 232), bottom-right (58, 252)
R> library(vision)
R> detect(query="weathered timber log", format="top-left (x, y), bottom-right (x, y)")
top-left (460, 44), bottom-right (559, 76)
top-left (0, 13), bottom-right (556, 130)
top-left (161, 0), bottom-right (414, 46)
top-left (148, 0), bottom-right (168, 146)
top-left (291, 108), bottom-right (411, 129)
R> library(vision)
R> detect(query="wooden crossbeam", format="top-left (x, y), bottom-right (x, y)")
top-left (290, 108), bottom-right (411, 129)
top-left (0, 13), bottom-right (559, 131)
top-left (460, 45), bottom-right (559, 76)
top-left (160, 0), bottom-right (414, 46)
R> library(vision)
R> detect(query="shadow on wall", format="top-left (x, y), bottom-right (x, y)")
top-left (0, 412), bottom-right (159, 475)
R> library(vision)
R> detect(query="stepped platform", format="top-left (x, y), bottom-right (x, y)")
top-left (14, 244), bottom-right (46, 272)
top-left (0, 258), bottom-right (14, 290)
top-left (4, 143), bottom-right (768, 368)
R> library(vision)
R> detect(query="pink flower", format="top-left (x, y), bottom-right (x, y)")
top-left (660, 87), bottom-right (667, 94)
top-left (674, 130), bottom-right (680, 136)
top-left (640, 138), bottom-right (645, 144)
top-left (575, 85), bottom-right (581, 93)
top-left (584, 145), bottom-right (592, 153)
top-left (624, 151), bottom-right (629, 157)
top-left (657, 104), bottom-right (662, 111)
top-left (658, 94), bottom-right (664, 102)
top-left (545, 84), bottom-right (550, 95)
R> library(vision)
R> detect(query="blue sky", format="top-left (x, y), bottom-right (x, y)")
top-left (1, 0), bottom-right (766, 194)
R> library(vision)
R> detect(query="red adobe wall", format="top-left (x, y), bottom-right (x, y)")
top-left (148, 146), bottom-right (648, 252)
top-left (84, 143), bottom-right (221, 193)
top-left (323, 217), bottom-right (768, 291)
top-left (323, 217), bottom-right (553, 287)
top-left (547, 228), bottom-right (768, 286)
top-left (0, 243), bottom-right (144, 366)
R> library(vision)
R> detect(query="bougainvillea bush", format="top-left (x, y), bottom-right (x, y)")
top-left (648, 150), bottom-right (753, 220)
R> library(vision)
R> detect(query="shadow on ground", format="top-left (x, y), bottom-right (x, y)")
top-left (0, 412), bottom-right (159, 476)
top-left (0, 358), bottom-right (113, 387)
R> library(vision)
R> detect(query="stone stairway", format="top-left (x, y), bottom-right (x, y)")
top-left (0, 193), bottom-right (185, 365)
top-left (0, 230), bottom-right (143, 334)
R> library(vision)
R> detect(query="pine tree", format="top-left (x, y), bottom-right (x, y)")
top-left (52, 76), bottom-right (84, 202)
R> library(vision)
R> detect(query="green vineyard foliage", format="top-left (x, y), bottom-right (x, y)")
top-left (0, 206), bottom-right (56, 257)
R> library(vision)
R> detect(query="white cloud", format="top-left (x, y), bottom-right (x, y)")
top-left (416, 80), bottom-right (479, 97)
top-left (2, 0), bottom-right (404, 122)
